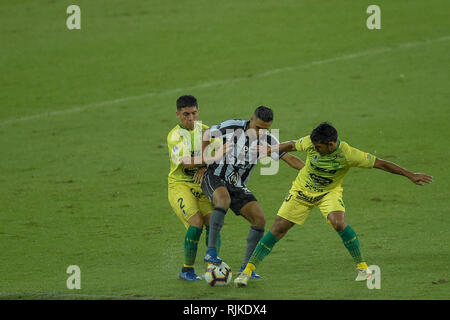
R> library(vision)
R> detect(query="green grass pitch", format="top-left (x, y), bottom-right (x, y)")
top-left (0, 0), bottom-right (449, 300)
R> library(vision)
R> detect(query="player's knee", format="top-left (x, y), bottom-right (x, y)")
top-left (249, 215), bottom-right (266, 228)
top-left (256, 214), bottom-right (266, 228)
top-left (188, 212), bottom-right (204, 228)
top-left (331, 220), bottom-right (346, 232)
top-left (270, 224), bottom-right (287, 239)
top-left (327, 211), bottom-right (346, 231)
top-left (215, 197), bottom-right (230, 210)
top-left (270, 216), bottom-right (293, 239)
top-left (212, 189), bottom-right (231, 209)
top-left (270, 226), bottom-right (286, 239)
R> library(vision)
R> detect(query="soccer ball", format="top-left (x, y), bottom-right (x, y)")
top-left (204, 262), bottom-right (232, 286)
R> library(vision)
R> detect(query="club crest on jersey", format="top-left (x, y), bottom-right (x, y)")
top-left (226, 171), bottom-right (239, 185)
top-left (313, 155), bottom-right (318, 162)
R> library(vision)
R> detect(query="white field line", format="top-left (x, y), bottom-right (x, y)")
top-left (1, 35), bottom-right (449, 127)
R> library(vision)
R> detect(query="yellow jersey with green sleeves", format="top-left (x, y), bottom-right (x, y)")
top-left (293, 135), bottom-right (376, 194)
top-left (167, 122), bottom-right (209, 185)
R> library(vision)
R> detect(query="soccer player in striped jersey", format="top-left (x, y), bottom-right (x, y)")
top-left (235, 122), bottom-right (433, 287)
top-left (201, 106), bottom-right (305, 278)
top-left (167, 95), bottom-right (222, 281)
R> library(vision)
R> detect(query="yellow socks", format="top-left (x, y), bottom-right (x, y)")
top-left (243, 263), bottom-right (256, 276)
top-left (357, 262), bottom-right (369, 269)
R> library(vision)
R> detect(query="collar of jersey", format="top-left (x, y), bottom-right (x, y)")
top-left (244, 120), bottom-right (250, 131)
top-left (330, 139), bottom-right (341, 155)
top-left (317, 139), bottom-right (341, 157)
top-left (178, 123), bottom-right (196, 131)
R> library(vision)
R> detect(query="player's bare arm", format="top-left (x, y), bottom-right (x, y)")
top-left (373, 158), bottom-right (433, 186)
top-left (280, 153), bottom-right (305, 170)
top-left (179, 156), bottom-right (205, 169)
top-left (254, 140), bottom-right (297, 157)
top-left (278, 140), bottom-right (297, 153)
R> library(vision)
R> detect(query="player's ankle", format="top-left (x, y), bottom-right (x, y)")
top-left (244, 263), bottom-right (256, 275)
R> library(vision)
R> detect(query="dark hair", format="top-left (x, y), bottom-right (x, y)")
top-left (254, 106), bottom-right (273, 122)
top-left (310, 122), bottom-right (338, 144)
top-left (176, 95), bottom-right (198, 111)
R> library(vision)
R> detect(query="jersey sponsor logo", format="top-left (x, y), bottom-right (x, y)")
top-left (295, 190), bottom-right (329, 204)
top-left (304, 182), bottom-right (324, 193)
top-left (309, 173), bottom-right (334, 186)
top-left (190, 188), bottom-right (202, 200)
top-left (310, 162), bottom-right (338, 174)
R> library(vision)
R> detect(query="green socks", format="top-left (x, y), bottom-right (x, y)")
top-left (183, 225), bottom-right (222, 270)
top-left (244, 225), bottom-right (364, 274)
top-left (248, 231), bottom-right (279, 268)
top-left (184, 226), bottom-right (203, 268)
top-left (338, 225), bottom-right (364, 264)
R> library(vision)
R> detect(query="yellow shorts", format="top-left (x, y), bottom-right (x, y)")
top-left (277, 186), bottom-right (345, 226)
top-left (168, 182), bottom-right (214, 229)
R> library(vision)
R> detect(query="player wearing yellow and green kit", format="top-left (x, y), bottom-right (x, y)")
top-left (167, 95), bottom-right (221, 281)
top-left (235, 122), bottom-right (433, 287)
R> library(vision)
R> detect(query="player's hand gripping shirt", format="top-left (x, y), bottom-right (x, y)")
top-left (294, 136), bottom-right (376, 194)
top-left (167, 122), bottom-right (208, 184)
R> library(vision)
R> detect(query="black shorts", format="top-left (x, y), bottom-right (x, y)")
top-left (201, 172), bottom-right (257, 215)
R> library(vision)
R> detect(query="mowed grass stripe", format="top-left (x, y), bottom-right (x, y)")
top-left (1, 34), bottom-right (448, 127)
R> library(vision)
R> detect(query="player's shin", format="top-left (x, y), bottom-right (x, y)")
top-left (241, 226), bottom-right (265, 270)
top-left (184, 226), bottom-right (203, 269)
top-left (205, 225), bottom-right (221, 254)
top-left (207, 206), bottom-right (226, 250)
top-left (337, 225), bottom-right (366, 266)
top-left (244, 231), bottom-right (279, 275)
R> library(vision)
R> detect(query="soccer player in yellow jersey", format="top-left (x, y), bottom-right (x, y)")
top-left (167, 95), bottom-right (220, 281)
top-left (235, 122), bottom-right (433, 287)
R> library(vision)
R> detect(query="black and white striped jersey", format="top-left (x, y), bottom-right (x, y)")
top-left (205, 119), bottom-right (285, 188)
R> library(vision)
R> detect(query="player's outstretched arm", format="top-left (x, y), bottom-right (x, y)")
top-left (280, 153), bottom-right (305, 171)
top-left (278, 140), bottom-right (297, 153)
top-left (254, 140), bottom-right (297, 157)
top-left (373, 158), bottom-right (433, 186)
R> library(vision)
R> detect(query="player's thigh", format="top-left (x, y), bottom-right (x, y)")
top-left (317, 187), bottom-right (346, 225)
top-left (198, 193), bottom-right (214, 223)
top-left (277, 192), bottom-right (314, 226)
top-left (201, 173), bottom-right (231, 209)
top-left (168, 184), bottom-right (202, 229)
top-left (269, 215), bottom-right (295, 239)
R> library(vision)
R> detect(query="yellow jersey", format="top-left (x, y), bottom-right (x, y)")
top-left (167, 122), bottom-right (209, 185)
top-left (293, 136), bottom-right (376, 194)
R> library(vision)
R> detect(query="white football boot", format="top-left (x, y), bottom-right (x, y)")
top-left (234, 272), bottom-right (251, 287)
top-left (355, 267), bottom-right (372, 281)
